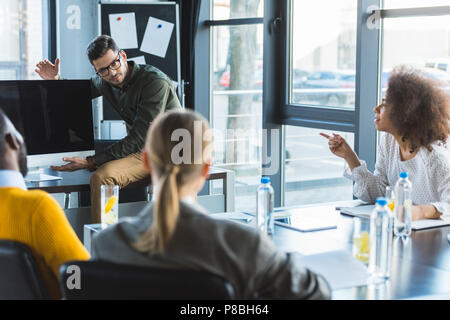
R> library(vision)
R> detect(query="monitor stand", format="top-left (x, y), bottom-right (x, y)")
top-left (24, 168), bottom-right (63, 182)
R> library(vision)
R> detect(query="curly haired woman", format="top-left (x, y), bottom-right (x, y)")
top-left (321, 66), bottom-right (450, 221)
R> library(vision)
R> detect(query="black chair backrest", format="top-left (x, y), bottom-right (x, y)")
top-left (59, 260), bottom-right (235, 300)
top-left (0, 240), bottom-right (48, 299)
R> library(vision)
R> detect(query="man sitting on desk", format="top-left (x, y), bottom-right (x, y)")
top-left (35, 35), bottom-right (182, 223)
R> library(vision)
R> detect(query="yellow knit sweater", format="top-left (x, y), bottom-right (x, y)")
top-left (0, 187), bottom-right (90, 298)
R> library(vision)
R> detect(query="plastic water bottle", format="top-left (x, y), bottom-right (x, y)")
top-left (256, 176), bottom-right (274, 235)
top-left (394, 172), bottom-right (412, 237)
top-left (369, 197), bottom-right (393, 279)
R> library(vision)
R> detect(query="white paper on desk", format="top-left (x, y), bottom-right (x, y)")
top-left (209, 212), bottom-right (255, 225)
top-left (275, 205), bottom-right (338, 232)
top-left (339, 205), bottom-right (374, 218)
top-left (140, 17), bottom-right (174, 58)
top-left (24, 173), bottom-right (62, 182)
top-left (412, 218), bottom-right (450, 230)
top-left (109, 13), bottom-right (138, 49)
top-left (340, 205), bottom-right (450, 230)
top-left (299, 250), bottom-right (370, 290)
top-left (128, 55), bottom-right (146, 65)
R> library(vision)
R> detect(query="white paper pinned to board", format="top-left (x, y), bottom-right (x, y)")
top-left (128, 55), bottom-right (146, 65)
top-left (109, 12), bottom-right (138, 49)
top-left (140, 17), bottom-right (174, 58)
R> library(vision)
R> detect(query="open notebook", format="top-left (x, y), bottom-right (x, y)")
top-left (339, 205), bottom-right (450, 231)
top-left (274, 205), bottom-right (338, 232)
top-left (237, 205), bottom-right (338, 232)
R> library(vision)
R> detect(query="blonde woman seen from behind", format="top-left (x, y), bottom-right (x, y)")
top-left (91, 109), bottom-right (331, 299)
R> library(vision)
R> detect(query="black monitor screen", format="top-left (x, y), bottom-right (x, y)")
top-left (0, 80), bottom-right (94, 155)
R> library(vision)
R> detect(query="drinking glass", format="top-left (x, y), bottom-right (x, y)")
top-left (101, 185), bottom-right (119, 225)
top-left (386, 186), bottom-right (395, 213)
top-left (353, 218), bottom-right (370, 265)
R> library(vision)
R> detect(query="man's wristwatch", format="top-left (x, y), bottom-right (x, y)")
top-left (86, 156), bottom-right (97, 172)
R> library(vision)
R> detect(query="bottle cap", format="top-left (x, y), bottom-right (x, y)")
top-left (376, 197), bottom-right (387, 206)
top-left (261, 176), bottom-right (270, 184)
top-left (399, 172), bottom-right (408, 179)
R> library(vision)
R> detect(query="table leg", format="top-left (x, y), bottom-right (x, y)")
top-left (146, 186), bottom-right (152, 202)
top-left (224, 170), bottom-right (235, 212)
top-left (64, 192), bottom-right (71, 209)
top-left (83, 225), bottom-right (92, 254)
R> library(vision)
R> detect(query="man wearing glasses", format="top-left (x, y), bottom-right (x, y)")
top-left (35, 35), bottom-right (181, 223)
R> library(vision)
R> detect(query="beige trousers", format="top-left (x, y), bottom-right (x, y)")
top-left (90, 153), bottom-right (148, 223)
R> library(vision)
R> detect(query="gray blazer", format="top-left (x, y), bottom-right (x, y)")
top-left (91, 200), bottom-right (331, 299)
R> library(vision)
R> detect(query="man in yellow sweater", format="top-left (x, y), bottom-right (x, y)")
top-left (0, 109), bottom-right (90, 299)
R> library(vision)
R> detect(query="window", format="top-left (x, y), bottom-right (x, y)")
top-left (213, 0), bottom-right (263, 19)
top-left (376, 2), bottom-right (450, 160)
top-left (209, 0), bottom-right (264, 212)
top-left (284, 126), bottom-right (354, 206)
top-left (202, 0), bottom-right (450, 211)
top-left (383, 0), bottom-right (450, 9)
top-left (280, 1), bottom-right (359, 206)
top-left (0, 0), bottom-right (43, 80)
top-left (290, 0), bottom-right (357, 109)
top-left (201, 1), bottom-right (450, 211)
top-left (381, 15), bottom-right (450, 100)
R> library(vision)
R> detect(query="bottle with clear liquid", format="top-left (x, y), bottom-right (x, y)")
top-left (256, 176), bottom-right (274, 235)
top-left (394, 172), bottom-right (412, 237)
top-left (369, 197), bottom-right (393, 279)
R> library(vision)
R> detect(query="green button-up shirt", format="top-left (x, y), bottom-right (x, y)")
top-left (90, 61), bottom-right (181, 166)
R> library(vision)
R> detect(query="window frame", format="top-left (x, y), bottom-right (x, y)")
top-left (194, 1), bottom-right (450, 209)
top-left (195, 1), bottom-right (266, 204)
top-left (271, 0), bottom-right (381, 206)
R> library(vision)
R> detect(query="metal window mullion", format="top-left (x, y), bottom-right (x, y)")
top-left (18, 0), bottom-right (26, 80)
top-left (286, 0), bottom-right (293, 106)
top-left (262, 0), bottom-right (285, 207)
top-left (205, 17), bottom-right (263, 26)
top-left (355, 0), bottom-right (380, 172)
top-left (282, 118), bottom-right (355, 133)
top-left (195, 0), bottom-right (211, 197)
top-left (283, 105), bottom-right (355, 125)
top-left (376, 6), bottom-right (450, 19)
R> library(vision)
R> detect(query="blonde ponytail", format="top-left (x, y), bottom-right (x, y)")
top-left (133, 165), bottom-right (180, 253)
top-left (132, 109), bottom-right (211, 254)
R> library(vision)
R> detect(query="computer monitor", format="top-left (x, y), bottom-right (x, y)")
top-left (0, 80), bottom-right (95, 175)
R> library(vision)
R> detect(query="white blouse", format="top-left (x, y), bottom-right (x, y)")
top-left (344, 132), bottom-right (450, 218)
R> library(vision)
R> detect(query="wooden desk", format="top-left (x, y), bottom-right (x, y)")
top-left (25, 166), bottom-right (235, 212)
top-left (83, 202), bottom-right (450, 299)
top-left (269, 202), bottom-right (450, 300)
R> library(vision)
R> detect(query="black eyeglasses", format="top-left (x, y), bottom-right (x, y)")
top-left (95, 52), bottom-right (122, 77)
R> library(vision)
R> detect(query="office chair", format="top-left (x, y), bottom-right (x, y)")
top-left (59, 260), bottom-right (235, 300)
top-left (0, 240), bottom-right (48, 299)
